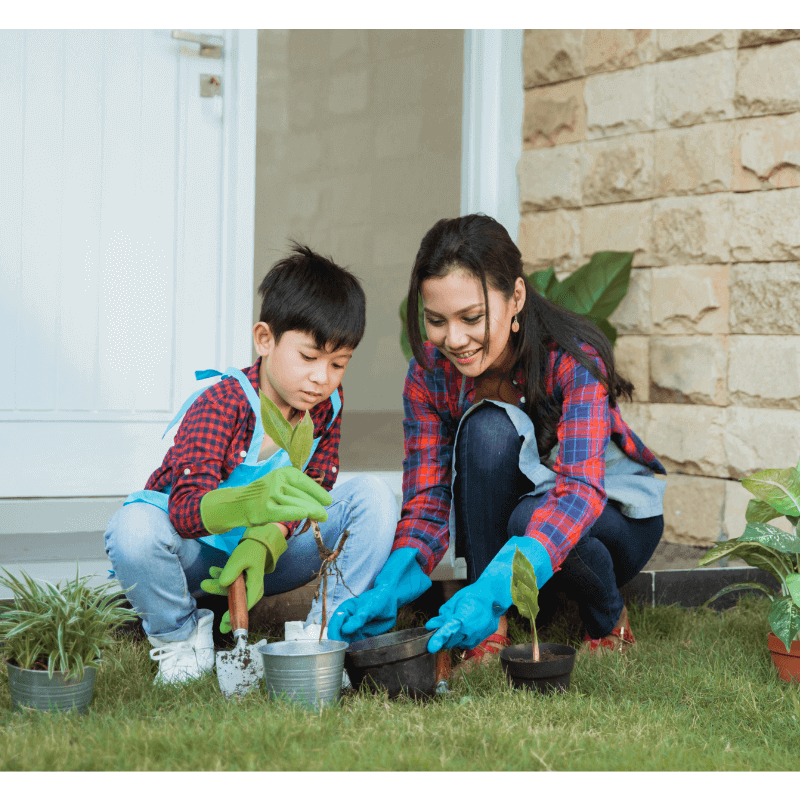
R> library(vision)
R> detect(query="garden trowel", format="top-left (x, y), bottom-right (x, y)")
top-left (215, 574), bottom-right (266, 699)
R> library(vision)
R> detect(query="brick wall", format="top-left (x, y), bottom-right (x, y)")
top-left (518, 30), bottom-right (800, 546)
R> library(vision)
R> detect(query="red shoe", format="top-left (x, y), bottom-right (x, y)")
top-left (453, 632), bottom-right (511, 676)
top-left (580, 618), bottom-right (636, 657)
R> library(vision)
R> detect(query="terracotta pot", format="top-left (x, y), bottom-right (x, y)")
top-left (767, 633), bottom-right (800, 684)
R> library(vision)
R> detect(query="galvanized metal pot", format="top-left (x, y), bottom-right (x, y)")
top-left (499, 642), bottom-right (576, 695)
top-left (258, 639), bottom-right (347, 710)
top-left (345, 627), bottom-right (436, 700)
top-left (6, 661), bottom-right (97, 713)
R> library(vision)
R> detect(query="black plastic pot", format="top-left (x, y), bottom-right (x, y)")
top-left (344, 627), bottom-right (436, 700)
top-left (500, 642), bottom-right (577, 695)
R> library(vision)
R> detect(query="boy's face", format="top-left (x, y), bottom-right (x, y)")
top-left (253, 323), bottom-right (353, 416)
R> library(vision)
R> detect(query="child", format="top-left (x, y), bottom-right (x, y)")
top-left (105, 244), bottom-right (397, 684)
top-left (329, 215), bottom-right (665, 666)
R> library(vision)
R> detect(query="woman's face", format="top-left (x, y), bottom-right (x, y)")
top-left (420, 267), bottom-right (525, 377)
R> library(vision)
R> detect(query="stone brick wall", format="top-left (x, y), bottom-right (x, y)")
top-left (519, 30), bottom-right (800, 546)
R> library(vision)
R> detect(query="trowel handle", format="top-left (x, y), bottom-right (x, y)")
top-left (228, 573), bottom-right (248, 635)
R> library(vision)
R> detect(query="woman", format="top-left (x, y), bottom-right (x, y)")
top-left (329, 214), bottom-right (665, 665)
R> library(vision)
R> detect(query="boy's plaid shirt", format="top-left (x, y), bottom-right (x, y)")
top-left (144, 358), bottom-right (342, 539)
top-left (392, 342), bottom-right (666, 576)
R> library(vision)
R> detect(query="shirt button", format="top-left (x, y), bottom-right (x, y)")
top-left (240, 450), bottom-right (247, 458)
top-left (183, 468), bottom-right (191, 475)
top-left (332, 466), bottom-right (337, 473)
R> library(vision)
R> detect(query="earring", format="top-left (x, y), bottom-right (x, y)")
top-left (511, 315), bottom-right (520, 333)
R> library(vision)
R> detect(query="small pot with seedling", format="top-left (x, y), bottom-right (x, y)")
top-left (499, 547), bottom-right (577, 694)
top-left (699, 460), bottom-right (800, 684)
top-left (255, 391), bottom-right (349, 709)
top-left (0, 568), bottom-right (137, 713)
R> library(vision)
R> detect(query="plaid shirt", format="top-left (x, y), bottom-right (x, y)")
top-left (144, 359), bottom-right (342, 539)
top-left (393, 342), bottom-right (665, 576)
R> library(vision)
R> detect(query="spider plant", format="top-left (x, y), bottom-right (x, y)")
top-left (0, 567), bottom-right (138, 680)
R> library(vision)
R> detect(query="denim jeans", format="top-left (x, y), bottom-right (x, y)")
top-left (454, 403), bottom-right (663, 639)
top-left (104, 474), bottom-right (398, 641)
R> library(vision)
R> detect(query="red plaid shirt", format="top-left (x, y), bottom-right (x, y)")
top-left (144, 359), bottom-right (342, 539)
top-left (393, 342), bottom-right (665, 576)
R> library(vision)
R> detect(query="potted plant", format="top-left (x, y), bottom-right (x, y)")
top-left (499, 547), bottom-right (577, 694)
top-left (256, 391), bottom-right (348, 709)
top-left (699, 461), bottom-right (800, 683)
top-left (0, 567), bottom-right (138, 712)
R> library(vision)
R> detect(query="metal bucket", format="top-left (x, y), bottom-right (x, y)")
top-left (345, 627), bottom-right (436, 700)
top-left (6, 662), bottom-right (97, 713)
top-left (259, 639), bottom-right (347, 710)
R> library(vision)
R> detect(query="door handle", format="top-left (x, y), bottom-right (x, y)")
top-left (172, 30), bottom-right (223, 59)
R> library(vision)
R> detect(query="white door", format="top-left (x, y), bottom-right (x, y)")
top-left (0, 29), bottom-right (256, 498)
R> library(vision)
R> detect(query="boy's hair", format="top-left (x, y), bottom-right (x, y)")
top-left (257, 241), bottom-right (366, 351)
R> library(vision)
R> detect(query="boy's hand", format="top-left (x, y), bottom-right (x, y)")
top-left (199, 466), bottom-right (332, 535)
top-left (199, 523), bottom-right (287, 633)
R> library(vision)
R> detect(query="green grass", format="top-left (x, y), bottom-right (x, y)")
top-left (1, 597), bottom-right (799, 771)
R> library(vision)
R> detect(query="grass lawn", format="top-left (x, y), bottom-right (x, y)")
top-left (1, 596), bottom-right (799, 771)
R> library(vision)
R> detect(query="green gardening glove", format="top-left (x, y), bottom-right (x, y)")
top-left (199, 466), bottom-right (332, 535)
top-left (200, 523), bottom-right (288, 633)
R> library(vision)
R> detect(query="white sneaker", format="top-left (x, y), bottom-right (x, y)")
top-left (148, 609), bottom-right (215, 685)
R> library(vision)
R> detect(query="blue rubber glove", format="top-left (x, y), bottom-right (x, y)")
top-left (327, 548), bottom-right (432, 643)
top-left (425, 537), bottom-right (553, 653)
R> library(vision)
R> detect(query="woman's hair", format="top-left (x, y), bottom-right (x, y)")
top-left (406, 214), bottom-right (633, 455)
top-left (258, 241), bottom-right (366, 351)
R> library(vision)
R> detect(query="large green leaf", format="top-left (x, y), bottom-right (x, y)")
top-left (585, 315), bottom-right (619, 347)
top-left (510, 547), bottom-right (540, 624)
top-left (786, 574), bottom-right (800, 609)
top-left (549, 251), bottom-right (633, 321)
top-left (740, 522), bottom-right (800, 553)
top-left (741, 468), bottom-right (800, 517)
top-left (525, 266), bottom-right (558, 297)
top-left (698, 539), bottom-right (792, 583)
top-left (289, 411), bottom-right (314, 470)
top-left (399, 294), bottom-right (427, 363)
top-left (259, 390), bottom-right (293, 454)
top-left (745, 498), bottom-right (785, 525)
top-left (769, 595), bottom-right (800, 652)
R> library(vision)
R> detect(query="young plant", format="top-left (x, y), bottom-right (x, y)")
top-left (0, 567), bottom-right (138, 680)
top-left (510, 547), bottom-right (540, 662)
top-left (699, 459), bottom-right (800, 651)
top-left (259, 390), bottom-right (351, 640)
top-left (398, 251), bottom-right (634, 362)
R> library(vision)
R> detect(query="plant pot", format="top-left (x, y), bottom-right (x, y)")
top-left (344, 627), bottom-right (436, 700)
top-left (767, 633), bottom-right (800, 684)
top-left (6, 661), bottom-right (97, 713)
top-left (499, 642), bottom-right (577, 695)
top-left (258, 638), bottom-right (347, 710)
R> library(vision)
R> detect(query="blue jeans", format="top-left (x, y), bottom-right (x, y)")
top-left (104, 475), bottom-right (398, 641)
top-left (454, 404), bottom-right (663, 639)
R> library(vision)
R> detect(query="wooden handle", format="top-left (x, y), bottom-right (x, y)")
top-left (228, 574), bottom-right (248, 634)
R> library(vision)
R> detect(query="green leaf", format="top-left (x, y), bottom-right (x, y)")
top-left (549, 251), bottom-right (633, 321)
top-left (259, 390), bottom-right (293, 454)
top-left (745, 498), bottom-right (785, 525)
top-left (786, 574), bottom-right (800, 609)
top-left (697, 539), bottom-right (791, 584)
top-left (289, 411), bottom-right (314, 470)
top-left (740, 522), bottom-right (800, 553)
top-left (741, 468), bottom-right (800, 518)
top-left (399, 294), bottom-right (427, 364)
top-left (769, 595), bottom-right (800, 652)
top-left (524, 267), bottom-right (558, 297)
top-left (699, 581), bottom-right (776, 610)
top-left (511, 547), bottom-right (540, 660)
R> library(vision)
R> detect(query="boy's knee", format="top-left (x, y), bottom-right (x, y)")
top-left (355, 474), bottom-right (398, 524)
top-left (105, 502), bottom-right (172, 562)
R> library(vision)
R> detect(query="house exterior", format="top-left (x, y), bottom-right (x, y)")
top-left (2, 28), bottom-right (799, 596)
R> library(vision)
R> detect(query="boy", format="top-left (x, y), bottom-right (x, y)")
top-left (104, 244), bottom-right (397, 684)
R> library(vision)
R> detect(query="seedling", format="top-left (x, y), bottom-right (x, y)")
top-left (510, 547), bottom-right (540, 662)
top-left (259, 390), bottom-right (352, 641)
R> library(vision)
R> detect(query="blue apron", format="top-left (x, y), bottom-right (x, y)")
top-left (123, 367), bottom-right (341, 555)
